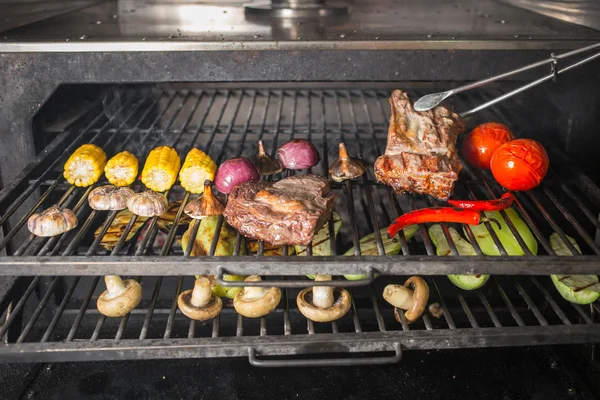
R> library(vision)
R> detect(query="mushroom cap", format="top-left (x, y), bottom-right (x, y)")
top-left (178, 290), bottom-right (222, 321)
top-left (233, 287), bottom-right (281, 318)
top-left (403, 276), bottom-right (429, 323)
top-left (297, 287), bottom-right (351, 323)
top-left (96, 279), bottom-right (142, 317)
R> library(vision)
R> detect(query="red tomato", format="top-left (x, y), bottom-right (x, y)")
top-left (461, 122), bottom-right (515, 170)
top-left (490, 139), bottom-right (549, 191)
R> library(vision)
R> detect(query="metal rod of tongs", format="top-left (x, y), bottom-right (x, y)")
top-left (413, 43), bottom-right (600, 118)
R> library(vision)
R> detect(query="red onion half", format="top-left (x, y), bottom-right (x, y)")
top-left (276, 139), bottom-right (320, 170)
top-left (214, 157), bottom-right (260, 194)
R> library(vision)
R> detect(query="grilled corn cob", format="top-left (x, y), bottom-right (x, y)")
top-left (105, 151), bottom-right (138, 186)
top-left (141, 146), bottom-right (181, 192)
top-left (178, 148), bottom-right (217, 194)
top-left (63, 144), bottom-right (107, 187)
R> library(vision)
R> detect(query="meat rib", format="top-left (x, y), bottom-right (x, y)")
top-left (223, 175), bottom-right (338, 246)
top-left (374, 90), bottom-right (465, 200)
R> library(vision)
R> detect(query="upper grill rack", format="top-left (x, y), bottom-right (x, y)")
top-left (0, 86), bottom-right (599, 278)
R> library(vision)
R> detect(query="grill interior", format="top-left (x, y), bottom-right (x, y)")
top-left (0, 85), bottom-right (599, 364)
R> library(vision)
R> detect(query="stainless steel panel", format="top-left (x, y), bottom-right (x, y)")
top-left (1, 0), bottom-right (599, 51)
top-left (498, 0), bottom-right (600, 32)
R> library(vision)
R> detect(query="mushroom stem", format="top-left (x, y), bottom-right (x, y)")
top-left (313, 275), bottom-right (334, 309)
top-left (383, 284), bottom-right (414, 310)
top-left (104, 275), bottom-right (126, 299)
top-left (190, 277), bottom-right (213, 308)
top-left (242, 275), bottom-right (267, 299)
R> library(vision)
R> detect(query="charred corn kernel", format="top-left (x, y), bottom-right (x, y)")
top-left (104, 151), bottom-right (138, 187)
top-left (141, 146), bottom-right (181, 192)
top-left (178, 148), bottom-right (217, 194)
top-left (63, 144), bottom-right (107, 187)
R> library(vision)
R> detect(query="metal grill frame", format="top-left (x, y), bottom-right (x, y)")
top-left (0, 85), bottom-right (599, 365)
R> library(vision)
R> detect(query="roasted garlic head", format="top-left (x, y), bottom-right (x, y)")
top-left (127, 190), bottom-right (168, 217)
top-left (88, 185), bottom-right (135, 211)
top-left (27, 205), bottom-right (78, 237)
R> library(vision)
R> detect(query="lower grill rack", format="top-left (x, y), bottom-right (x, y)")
top-left (0, 275), bottom-right (597, 365)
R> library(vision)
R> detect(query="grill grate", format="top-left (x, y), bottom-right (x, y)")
top-left (0, 86), bottom-right (598, 364)
top-left (0, 88), bottom-right (599, 276)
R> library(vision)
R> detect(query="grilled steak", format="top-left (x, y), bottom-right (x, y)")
top-left (223, 175), bottom-right (338, 246)
top-left (374, 90), bottom-right (465, 200)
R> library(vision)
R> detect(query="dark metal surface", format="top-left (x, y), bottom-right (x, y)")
top-left (1, 87), bottom-right (600, 277)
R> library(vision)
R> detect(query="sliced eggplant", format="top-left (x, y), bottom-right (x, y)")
top-left (429, 224), bottom-right (489, 290)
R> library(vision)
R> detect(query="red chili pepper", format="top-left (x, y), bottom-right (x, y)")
top-left (387, 208), bottom-right (482, 238)
top-left (447, 192), bottom-right (515, 212)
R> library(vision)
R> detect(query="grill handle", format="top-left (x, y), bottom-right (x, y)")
top-left (248, 343), bottom-right (402, 367)
top-left (216, 266), bottom-right (375, 288)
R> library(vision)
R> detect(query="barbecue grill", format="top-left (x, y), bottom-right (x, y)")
top-left (1, 0), bottom-right (600, 370)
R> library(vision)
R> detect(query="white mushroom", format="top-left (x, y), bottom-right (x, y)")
top-left (233, 275), bottom-right (281, 318)
top-left (96, 275), bottom-right (142, 317)
top-left (296, 275), bottom-right (351, 323)
top-left (178, 277), bottom-right (223, 321)
top-left (382, 276), bottom-right (429, 324)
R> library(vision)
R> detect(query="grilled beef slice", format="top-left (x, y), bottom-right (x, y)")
top-left (223, 175), bottom-right (338, 246)
top-left (374, 90), bottom-right (466, 200)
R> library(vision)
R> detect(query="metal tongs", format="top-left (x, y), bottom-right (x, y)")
top-left (414, 43), bottom-right (600, 117)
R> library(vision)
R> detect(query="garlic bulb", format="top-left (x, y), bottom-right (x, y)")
top-left (329, 142), bottom-right (366, 182)
top-left (88, 185), bottom-right (134, 211)
top-left (184, 180), bottom-right (225, 219)
top-left (27, 205), bottom-right (78, 237)
top-left (127, 190), bottom-right (168, 217)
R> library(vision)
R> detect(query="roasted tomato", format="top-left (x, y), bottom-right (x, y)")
top-left (461, 122), bottom-right (515, 170)
top-left (490, 139), bottom-right (549, 191)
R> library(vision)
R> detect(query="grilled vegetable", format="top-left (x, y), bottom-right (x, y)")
top-left (466, 208), bottom-right (538, 256)
top-left (181, 216), bottom-right (246, 299)
top-left (94, 209), bottom-right (148, 251)
top-left (214, 157), bottom-right (260, 194)
top-left (141, 146), bottom-right (181, 192)
top-left (178, 277), bottom-right (222, 321)
top-left (296, 212), bottom-right (342, 256)
top-left (127, 190), bottom-right (169, 217)
top-left (277, 139), bottom-right (320, 170)
top-left (388, 208), bottom-right (492, 238)
top-left (184, 180), bottom-right (225, 220)
top-left (342, 225), bottom-right (418, 281)
top-left (97, 275), bottom-right (142, 317)
top-left (88, 185), bottom-right (134, 211)
top-left (383, 276), bottom-right (429, 324)
top-left (447, 192), bottom-right (515, 212)
top-left (27, 205), bottom-right (78, 237)
top-left (550, 233), bottom-right (599, 305)
top-left (247, 240), bottom-right (295, 256)
top-left (154, 201), bottom-right (192, 233)
top-left (179, 148), bottom-right (217, 194)
top-left (429, 224), bottom-right (489, 290)
top-left (329, 142), bottom-right (366, 182)
top-left (63, 144), bottom-right (107, 187)
top-left (104, 151), bottom-right (138, 187)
